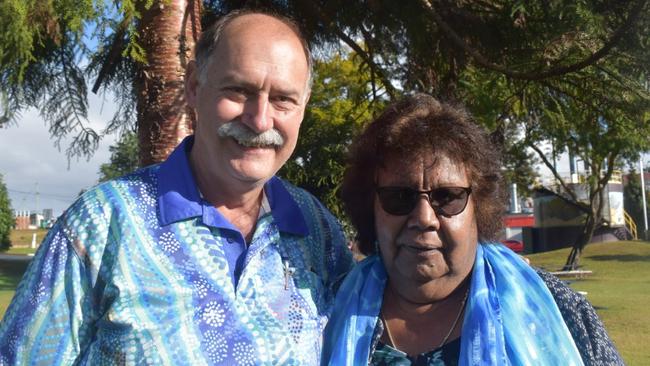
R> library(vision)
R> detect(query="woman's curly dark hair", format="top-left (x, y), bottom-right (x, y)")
top-left (341, 93), bottom-right (505, 255)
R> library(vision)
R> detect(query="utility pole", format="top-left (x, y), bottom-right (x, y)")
top-left (640, 157), bottom-right (648, 240)
top-left (35, 182), bottom-right (39, 214)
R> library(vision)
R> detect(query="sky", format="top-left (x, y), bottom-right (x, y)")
top-left (0, 93), bottom-right (119, 217)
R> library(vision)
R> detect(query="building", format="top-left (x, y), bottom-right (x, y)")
top-left (13, 209), bottom-right (54, 230)
top-left (42, 208), bottom-right (54, 221)
top-left (13, 211), bottom-right (31, 230)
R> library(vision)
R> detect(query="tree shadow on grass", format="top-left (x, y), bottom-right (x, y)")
top-left (587, 254), bottom-right (650, 262)
top-left (0, 261), bottom-right (29, 291)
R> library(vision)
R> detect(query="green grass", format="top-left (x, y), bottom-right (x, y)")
top-left (4, 247), bottom-right (37, 255)
top-left (529, 241), bottom-right (650, 366)
top-left (0, 260), bottom-right (30, 318)
top-left (7, 229), bottom-right (48, 248)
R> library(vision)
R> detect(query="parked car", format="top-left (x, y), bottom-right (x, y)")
top-left (500, 239), bottom-right (523, 253)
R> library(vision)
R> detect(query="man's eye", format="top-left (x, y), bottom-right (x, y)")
top-left (225, 87), bottom-right (247, 95)
top-left (272, 95), bottom-right (296, 108)
top-left (223, 87), bottom-right (249, 101)
top-left (274, 95), bottom-right (291, 102)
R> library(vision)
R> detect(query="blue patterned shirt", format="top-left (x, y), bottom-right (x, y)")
top-left (0, 137), bottom-right (353, 365)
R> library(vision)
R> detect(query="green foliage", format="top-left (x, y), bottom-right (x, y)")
top-left (279, 52), bottom-right (388, 227)
top-left (459, 67), bottom-right (540, 193)
top-left (0, 0), bottom-right (96, 84)
top-left (214, 0), bottom-right (649, 195)
top-left (517, 68), bottom-right (650, 266)
top-left (1, 1), bottom-right (648, 223)
top-left (0, 175), bottom-right (13, 250)
top-left (98, 130), bottom-right (140, 182)
top-left (0, 0), bottom-right (153, 159)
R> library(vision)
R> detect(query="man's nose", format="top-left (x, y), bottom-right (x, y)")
top-left (242, 95), bottom-right (272, 133)
top-left (407, 195), bottom-right (440, 231)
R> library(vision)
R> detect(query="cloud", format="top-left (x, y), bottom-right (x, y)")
top-left (0, 94), bottom-right (119, 217)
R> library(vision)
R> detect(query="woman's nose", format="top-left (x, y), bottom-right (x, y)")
top-left (407, 194), bottom-right (440, 231)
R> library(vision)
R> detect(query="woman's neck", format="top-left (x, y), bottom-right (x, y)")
top-left (380, 279), bottom-right (470, 356)
top-left (383, 279), bottom-right (469, 317)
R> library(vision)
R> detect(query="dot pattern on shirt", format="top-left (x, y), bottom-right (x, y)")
top-left (0, 162), bottom-right (353, 365)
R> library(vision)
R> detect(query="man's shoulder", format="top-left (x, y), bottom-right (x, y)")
top-left (62, 166), bottom-right (159, 224)
top-left (272, 177), bottom-right (353, 291)
top-left (84, 166), bottom-right (158, 200)
top-left (273, 177), bottom-right (316, 202)
top-left (273, 176), bottom-right (324, 210)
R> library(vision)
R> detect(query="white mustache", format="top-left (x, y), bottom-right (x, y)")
top-left (217, 121), bottom-right (284, 148)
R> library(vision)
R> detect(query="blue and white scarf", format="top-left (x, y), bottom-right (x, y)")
top-left (321, 243), bottom-right (584, 365)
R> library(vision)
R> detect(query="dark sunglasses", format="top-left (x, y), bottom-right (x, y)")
top-left (376, 186), bottom-right (472, 216)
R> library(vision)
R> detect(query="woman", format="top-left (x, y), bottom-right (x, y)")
top-left (322, 94), bottom-right (623, 365)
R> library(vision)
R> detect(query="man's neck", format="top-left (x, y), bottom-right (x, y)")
top-left (190, 152), bottom-right (266, 242)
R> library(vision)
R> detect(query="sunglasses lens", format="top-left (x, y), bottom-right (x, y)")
top-left (431, 187), bottom-right (470, 216)
top-left (376, 186), bottom-right (471, 216)
top-left (376, 188), bottom-right (418, 215)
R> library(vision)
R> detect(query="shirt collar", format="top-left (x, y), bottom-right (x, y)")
top-left (157, 136), bottom-right (203, 225)
top-left (265, 176), bottom-right (309, 236)
top-left (156, 136), bottom-right (309, 237)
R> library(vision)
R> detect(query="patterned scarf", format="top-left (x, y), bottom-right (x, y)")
top-left (321, 243), bottom-right (584, 365)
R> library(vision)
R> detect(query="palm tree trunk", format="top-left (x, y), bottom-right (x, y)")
top-left (136, 0), bottom-right (201, 166)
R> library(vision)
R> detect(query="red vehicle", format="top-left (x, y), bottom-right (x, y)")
top-left (501, 239), bottom-right (524, 253)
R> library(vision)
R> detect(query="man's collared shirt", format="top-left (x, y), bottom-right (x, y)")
top-left (0, 136), bottom-right (353, 365)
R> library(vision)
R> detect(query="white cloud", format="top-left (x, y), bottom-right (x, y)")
top-left (0, 93), bottom-right (120, 217)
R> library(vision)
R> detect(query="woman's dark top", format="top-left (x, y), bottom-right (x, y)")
top-left (368, 269), bottom-right (624, 365)
top-left (371, 338), bottom-right (460, 366)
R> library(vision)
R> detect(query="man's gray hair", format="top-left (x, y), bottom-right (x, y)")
top-left (194, 9), bottom-right (313, 90)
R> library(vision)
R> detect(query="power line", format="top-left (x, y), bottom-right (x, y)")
top-left (7, 188), bottom-right (75, 202)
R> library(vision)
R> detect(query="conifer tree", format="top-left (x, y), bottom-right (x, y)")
top-left (0, 174), bottom-right (12, 250)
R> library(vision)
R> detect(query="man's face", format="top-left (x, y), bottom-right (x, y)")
top-left (186, 15), bottom-right (310, 187)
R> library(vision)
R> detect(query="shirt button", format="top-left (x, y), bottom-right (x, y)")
top-left (226, 237), bottom-right (234, 244)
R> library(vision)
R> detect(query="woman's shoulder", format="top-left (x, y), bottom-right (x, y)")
top-left (535, 268), bottom-right (625, 366)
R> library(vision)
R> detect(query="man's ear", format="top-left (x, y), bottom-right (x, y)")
top-left (303, 90), bottom-right (311, 106)
top-left (185, 60), bottom-right (199, 108)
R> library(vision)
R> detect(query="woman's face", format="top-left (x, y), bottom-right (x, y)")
top-left (374, 154), bottom-right (478, 304)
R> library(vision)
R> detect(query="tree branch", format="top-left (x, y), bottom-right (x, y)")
top-left (302, 0), bottom-right (397, 98)
top-left (419, 0), bottom-right (647, 81)
top-left (92, 16), bottom-right (131, 94)
top-left (528, 137), bottom-right (580, 204)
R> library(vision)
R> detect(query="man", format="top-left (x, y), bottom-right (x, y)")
top-left (0, 10), bottom-right (352, 365)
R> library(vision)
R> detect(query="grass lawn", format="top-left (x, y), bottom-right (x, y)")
top-left (0, 260), bottom-right (30, 318)
top-left (0, 240), bottom-right (648, 363)
top-left (529, 241), bottom-right (650, 366)
top-left (7, 228), bottom-right (48, 247)
top-left (0, 229), bottom-right (43, 317)
top-left (3, 247), bottom-right (38, 255)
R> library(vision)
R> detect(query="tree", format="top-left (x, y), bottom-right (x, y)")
top-left (214, 2), bottom-right (649, 249)
top-left (0, 174), bottom-right (12, 251)
top-left (98, 130), bottom-right (140, 182)
top-left (3, 1), bottom-right (649, 264)
top-left (1, 0), bottom-right (201, 165)
top-left (279, 51), bottom-right (388, 224)
top-left (519, 81), bottom-right (650, 267)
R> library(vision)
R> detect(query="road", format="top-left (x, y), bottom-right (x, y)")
top-left (0, 254), bottom-right (33, 263)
